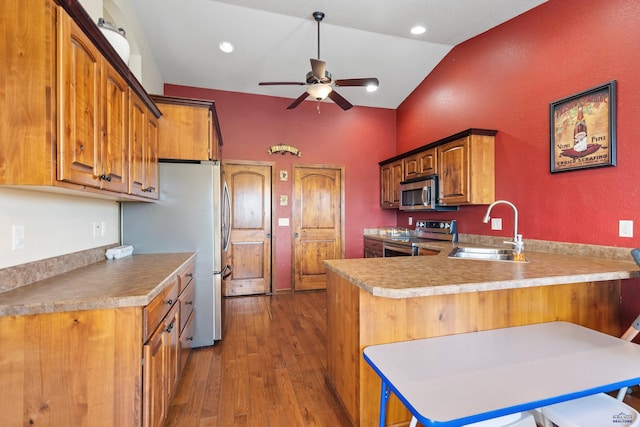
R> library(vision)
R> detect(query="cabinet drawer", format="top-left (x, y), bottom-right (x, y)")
top-left (178, 261), bottom-right (194, 293)
top-left (143, 278), bottom-right (179, 342)
top-left (179, 280), bottom-right (195, 334)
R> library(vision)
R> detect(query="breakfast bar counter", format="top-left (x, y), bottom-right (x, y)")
top-left (324, 248), bottom-right (640, 426)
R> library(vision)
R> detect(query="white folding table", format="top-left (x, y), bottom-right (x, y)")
top-left (363, 321), bottom-right (640, 427)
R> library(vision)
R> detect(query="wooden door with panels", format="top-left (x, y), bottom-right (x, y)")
top-left (292, 165), bottom-right (344, 291)
top-left (221, 161), bottom-right (273, 296)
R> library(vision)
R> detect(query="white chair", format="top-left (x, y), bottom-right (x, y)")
top-left (408, 411), bottom-right (537, 427)
top-left (538, 313), bottom-right (640, 427)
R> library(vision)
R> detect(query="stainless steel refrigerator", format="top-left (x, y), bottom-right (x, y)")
top-left (121, 161), bottom-right (228, 346)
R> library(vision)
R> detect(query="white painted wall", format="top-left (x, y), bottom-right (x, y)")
top-left (0, 188), bottom-right (120, 269)
top-left (0, 0), bottom-right (165, 270)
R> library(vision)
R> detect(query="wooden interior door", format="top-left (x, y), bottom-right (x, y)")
top-left (221, 161), bottom-right (272, 296)
top-left (292, 165), bottom-right (344, 291)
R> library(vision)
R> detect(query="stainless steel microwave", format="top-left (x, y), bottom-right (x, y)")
top-left (399, 176), bottom-right (437, 211)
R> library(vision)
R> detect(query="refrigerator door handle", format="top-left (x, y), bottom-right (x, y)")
top-left (222, 264), bottom-right (232, 279)
top-left (222, 181), bottom-right (232, 252)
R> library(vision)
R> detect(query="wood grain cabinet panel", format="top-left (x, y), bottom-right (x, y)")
top-left (437, 133), bottom-right (495, 205)
top-left (0, 257), bottom-right (196, 427)
top-left (151, 95), bottom-right (223, 161)
top-left (0, 0), bottom-right (158, 201)
top-left (379, 159), bottom-right (403, 208)
top-left (403, 147), bottom-right (437, 181)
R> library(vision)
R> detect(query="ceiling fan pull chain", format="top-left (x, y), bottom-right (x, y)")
top-left (317, 102), bottom-right (321, 114)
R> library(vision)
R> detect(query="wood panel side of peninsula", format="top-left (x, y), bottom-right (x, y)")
top-left (326, 270), bottom-right (620, 426)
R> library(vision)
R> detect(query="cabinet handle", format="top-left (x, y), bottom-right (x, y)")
top-left (166, 322), bottom-right (174, 333)
top-left (186, 273), bottom-right (193, 277)
top-left (167, 299), bottom-right (174, 306)
top-left (186, 300), bottom-right (193, 305)
top-left (98, 173), bottom-right (112, 182)
top-left (186, 336), bottom-right (193, 341)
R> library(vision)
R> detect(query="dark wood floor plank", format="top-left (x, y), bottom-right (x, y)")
top-left (165, 291), bottom-right (352, 426)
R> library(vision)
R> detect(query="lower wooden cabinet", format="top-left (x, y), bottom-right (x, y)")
top-left (143, 303), bottom-right (179, 427)
top-left (0, 256), bottom-right (195, 427)
top-left (364, 237), bottom-right (383, 258)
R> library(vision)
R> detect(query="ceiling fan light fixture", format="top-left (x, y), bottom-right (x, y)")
top-left (410, 25), bottom-right (426, 35)
top-left (366, 84), bottom-right (379, 93)
top-left (307, 83), bottom-right (332, 101)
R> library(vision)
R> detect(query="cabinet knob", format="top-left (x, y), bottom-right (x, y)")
top-left (167, 299), bottom-right (174, 306)
top-left (186, 336), bottom-right (194, 341)
top-left (186, 300), bottom-right (193, 305)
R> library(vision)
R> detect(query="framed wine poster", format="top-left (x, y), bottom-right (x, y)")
top-left (550, 80), bottom-right (616, 173)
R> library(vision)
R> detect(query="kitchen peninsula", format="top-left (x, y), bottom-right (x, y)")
top-left (324, 247), bottom-right (640, 426)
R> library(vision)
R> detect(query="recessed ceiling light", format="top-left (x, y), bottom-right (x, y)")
top-left (410, 26), bottom-right (426, 35)
top-left (366, 84), bottom-right (378, 93)
top-left (219, 41), bottom-right (234, 53)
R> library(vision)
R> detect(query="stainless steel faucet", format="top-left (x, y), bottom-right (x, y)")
top-left (483, 200), bottom-right (524, 257)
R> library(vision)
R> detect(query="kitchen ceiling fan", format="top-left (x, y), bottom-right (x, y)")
top-left (259, 11), bottom-right (379, 111)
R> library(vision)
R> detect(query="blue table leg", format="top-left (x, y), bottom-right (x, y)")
top-left (380, 379), bottom-right (391, 427)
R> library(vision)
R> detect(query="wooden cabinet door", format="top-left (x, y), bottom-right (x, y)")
top-left (438, 137), bottom-right (469, 205)
top-left (438, 134), bottom-right (494, 205)
top-left (143, 303), bottom-right (179, 427)
top-left (129, 92), bottom-right (158, 199)
top-left (292, 166), bottom-right (343, 291)
top-left (143, 320), bottom-right (167, 427)
top-left (129, 93), bottom-right (146, 197)
top-left (154, 100), bottom-right (211, 160)
top-left (404, 148), bottom-right (437, 181)
top-left (145, 113), bottom-right (159, 199)
top-left (165, 305), bottom-right (180, 399)
top-left (57, 12), bottom-right (101, 187)
top-left (221, 161), bottom-right (272, 296)
top-left (101, 62), bottom-right (128, 193)
top-left (380, 159), bottom-right (403, 208)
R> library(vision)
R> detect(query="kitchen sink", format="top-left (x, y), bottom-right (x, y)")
top-left (448, 246), bottom-right (527, 262)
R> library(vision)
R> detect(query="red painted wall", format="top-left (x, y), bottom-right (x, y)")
top-left (164, 0), bottom-right (640, 292)
top-left (396, 0), bottom-right (640, 247)
top-left (163, 85), bottom-right (396, 291)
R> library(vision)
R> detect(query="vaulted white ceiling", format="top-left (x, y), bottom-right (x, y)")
top-left (130, 0), bottom-right (547, 109)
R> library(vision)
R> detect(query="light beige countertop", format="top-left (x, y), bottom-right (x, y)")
top-left (325, 243), bottom-right (640, 298)
top-left (0, 252), bottom-right (195, 316)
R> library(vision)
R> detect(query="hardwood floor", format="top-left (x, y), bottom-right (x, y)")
top-left (164, 291), bottom-right (352, 426)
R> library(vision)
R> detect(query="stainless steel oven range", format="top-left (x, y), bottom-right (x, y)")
top-left (382, 220), bottom-right (457, 257)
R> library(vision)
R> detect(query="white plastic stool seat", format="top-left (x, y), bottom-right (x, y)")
top-left (541, 392), bottom-right (640, 427)
top-left (408, 411), bottom-right (536, 427)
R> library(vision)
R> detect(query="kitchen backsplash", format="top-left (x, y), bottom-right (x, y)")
top-left (0, 244), bottom-right (117, 293)
top-left (460, 234), bottom-right (635, 262)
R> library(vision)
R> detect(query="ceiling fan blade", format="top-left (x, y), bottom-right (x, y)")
top-left (286, 92), bottom-right (309, 109)
top-left (310, 59), bottom-right (326, 81)
top-left (335, 78), bottom-right (379, 87)
top-left (259, 81), bottom-right (306, 86)
top-left (327, 90), bottom-right (353, 110)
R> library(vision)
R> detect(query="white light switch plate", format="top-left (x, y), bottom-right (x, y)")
top-left (491, 218), bottom-right (502, 231)
top-left (619, 220), bottom-right (633, 238)
top-left (278, 218), bottom-right (290, 227)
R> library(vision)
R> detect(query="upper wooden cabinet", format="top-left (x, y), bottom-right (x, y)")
top-left (437, 133), bottom-right (495, 206)
top-left (57, 12), bottom-right (130, 194)
top-left (129, 92), bottom-right (159, 199)
top-left (380, 159), bottom-right (403, 209)
top-left (151, 95), bottom-right (223, 161)
top-left (403, 147), bottom-right (437, 181)
top-left (378, 129), bottom-right (496, 209)
top-left (0, 0), bottom-right (160, 201)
